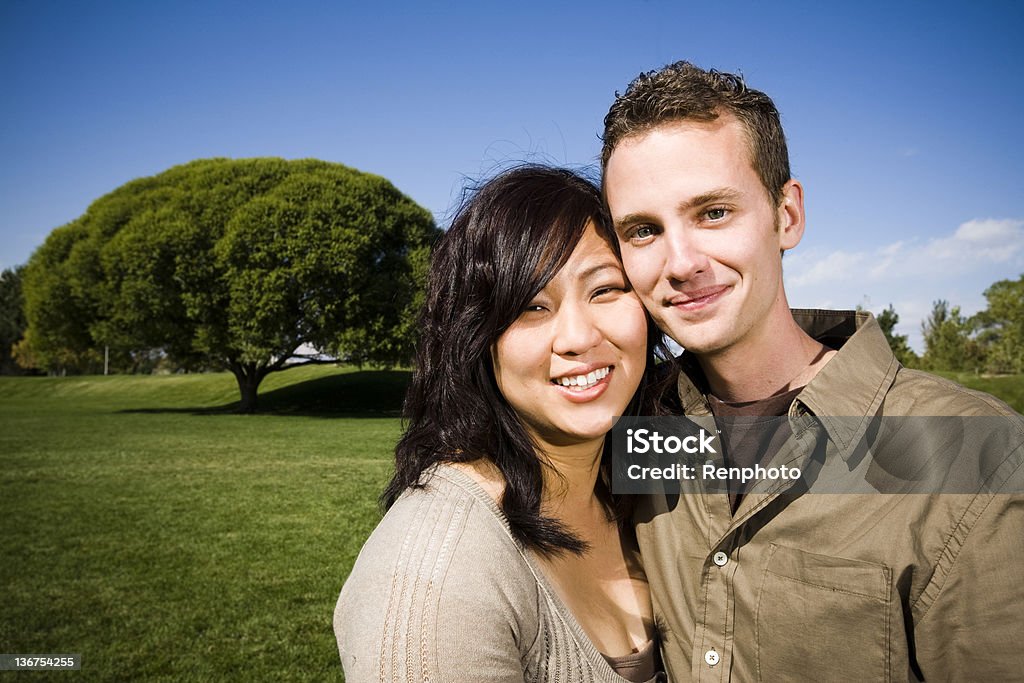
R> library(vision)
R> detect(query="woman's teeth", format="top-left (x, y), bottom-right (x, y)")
top-left (554, 366), bottom-right (610, 390)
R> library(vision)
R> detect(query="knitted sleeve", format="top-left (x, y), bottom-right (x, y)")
top-left (335, 483), bottom-right (541, 682)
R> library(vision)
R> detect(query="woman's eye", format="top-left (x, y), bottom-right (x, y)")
top-left (593, 284), bottom-right (625, 300)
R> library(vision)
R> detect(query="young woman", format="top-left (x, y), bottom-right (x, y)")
top-left (334, 166), bottom-right (668, 682)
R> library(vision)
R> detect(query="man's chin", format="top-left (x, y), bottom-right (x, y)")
top-left (657, 320), bottom-right (728, 355)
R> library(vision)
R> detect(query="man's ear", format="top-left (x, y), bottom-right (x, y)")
top-left (777, 179), bottom-right (805, 252)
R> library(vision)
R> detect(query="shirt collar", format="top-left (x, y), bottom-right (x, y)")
top-left (675, 309), bottom-right (900, 453)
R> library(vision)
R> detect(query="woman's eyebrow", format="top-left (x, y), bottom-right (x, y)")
top-left (574, 261), bottom-right (622, 281)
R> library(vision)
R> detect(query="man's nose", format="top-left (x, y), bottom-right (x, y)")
top-left (664, 228), bottom-right (710, 283)
top-left (551, 302), bottom-right (603, 357)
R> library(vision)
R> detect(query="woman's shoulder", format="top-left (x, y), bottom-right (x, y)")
top-left (334, 465), bottom-right (544, 679)
top-left (347, 464), bottom-right (521, 576)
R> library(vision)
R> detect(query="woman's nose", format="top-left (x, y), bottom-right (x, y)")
top-left (551, 302), bottom-right (603, 357)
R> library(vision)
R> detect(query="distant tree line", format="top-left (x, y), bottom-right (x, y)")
top-left (870, 274), bottom-right (1024, 374)
top-left (2, 157), bottom-right (1022, 401)
top-left (3, 158), bottom-right (440, 411)
top-left (0, 265), bottom-right (29, 375)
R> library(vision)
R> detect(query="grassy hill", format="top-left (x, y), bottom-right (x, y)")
top-left (0, 365), bottom-right (407, 681)
top-left (2, 366), bottom-right (1022, 680)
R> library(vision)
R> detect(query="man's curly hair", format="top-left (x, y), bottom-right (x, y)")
top-left (601, 61), bottom-right (791, 206)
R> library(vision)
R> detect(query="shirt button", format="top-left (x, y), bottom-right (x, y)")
top-left (704, 650), bottom-right (720, 666)
top-left (713, 551), bottom-right (729, 567)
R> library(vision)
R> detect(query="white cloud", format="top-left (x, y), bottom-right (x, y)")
top-left (955, 218), bottom-right (1022, 242)
top-left (785, 218), bottom-right (1024, 352)
top-left (920, 218), bottom-right (1024, 268)
top-left (787, 249), bottom-right (866, 287)
top-left (787, 218), bottom-right (1024, 287)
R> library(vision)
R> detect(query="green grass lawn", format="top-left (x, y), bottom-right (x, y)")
top-left (2, 365), bottom-right (1022, 681)
top-left (0, 365), bottom-right (409, 681)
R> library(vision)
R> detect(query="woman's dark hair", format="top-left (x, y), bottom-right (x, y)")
top-left (381, 165), bottom-right (671, 556)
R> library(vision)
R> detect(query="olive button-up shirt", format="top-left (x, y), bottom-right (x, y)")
top-left (636, 310), bottom-right (1024, 681)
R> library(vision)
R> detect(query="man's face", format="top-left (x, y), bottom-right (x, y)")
top-left (604, 115), bottom-right (803, 357)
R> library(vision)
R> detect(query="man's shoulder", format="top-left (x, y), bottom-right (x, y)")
top-left (887, 366), bottom-right (1023, 421)
top-left (878, 368), bottom-right (1024, 494)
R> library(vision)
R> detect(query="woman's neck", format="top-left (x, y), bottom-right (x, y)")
top-left (451, 437), bottom-right (609, 529)
top-left (538, 438), bottom-right (608, 529)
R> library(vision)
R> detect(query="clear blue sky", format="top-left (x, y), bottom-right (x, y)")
top-left (2, 0), bottom-right (1022, 350)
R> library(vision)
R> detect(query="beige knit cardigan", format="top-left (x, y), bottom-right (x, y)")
top-left (334, 465), bottom-right (660, 682)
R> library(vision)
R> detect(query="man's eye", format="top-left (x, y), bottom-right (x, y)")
top-left (632, 225), bottom-right (656, 240)
top-left (706, 208), bottom-right (727, 221)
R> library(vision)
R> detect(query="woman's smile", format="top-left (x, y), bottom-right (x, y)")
top-left (550, 365), bottom-right (613, 402)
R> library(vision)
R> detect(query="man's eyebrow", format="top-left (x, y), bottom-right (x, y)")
top-left (679, 188), bottom-right (742, 211)
top-left (613, 212), bottom-right (655, 233)
top-left (613, 187), bottom-right (743, 232)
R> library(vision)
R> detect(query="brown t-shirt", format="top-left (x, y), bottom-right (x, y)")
top-left (708, 385), bottom-right (803, 513)
top-left (602, 638), bottom-right (662, 682)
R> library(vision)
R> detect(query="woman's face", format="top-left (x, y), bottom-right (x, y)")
top-left (492, 222), bottom-right (649, 451)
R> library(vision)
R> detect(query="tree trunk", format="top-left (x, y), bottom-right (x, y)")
top-left (232, 364), bottom-right (266, 413)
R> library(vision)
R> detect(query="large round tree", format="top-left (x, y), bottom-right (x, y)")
top-left (20, 158), bottom-right (439, 411)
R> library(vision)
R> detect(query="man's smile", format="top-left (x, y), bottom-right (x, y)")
top-left (667, 284), bottom-right (730, 312)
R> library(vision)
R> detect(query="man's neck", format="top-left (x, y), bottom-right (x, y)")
top-left (698, 312), bottom-right (835, 403)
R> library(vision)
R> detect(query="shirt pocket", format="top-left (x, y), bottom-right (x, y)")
top-left (755, 543), bottom-right (893, 682)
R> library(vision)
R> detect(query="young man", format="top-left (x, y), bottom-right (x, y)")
top-left (601, 61), bottom-right (1024, 681)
